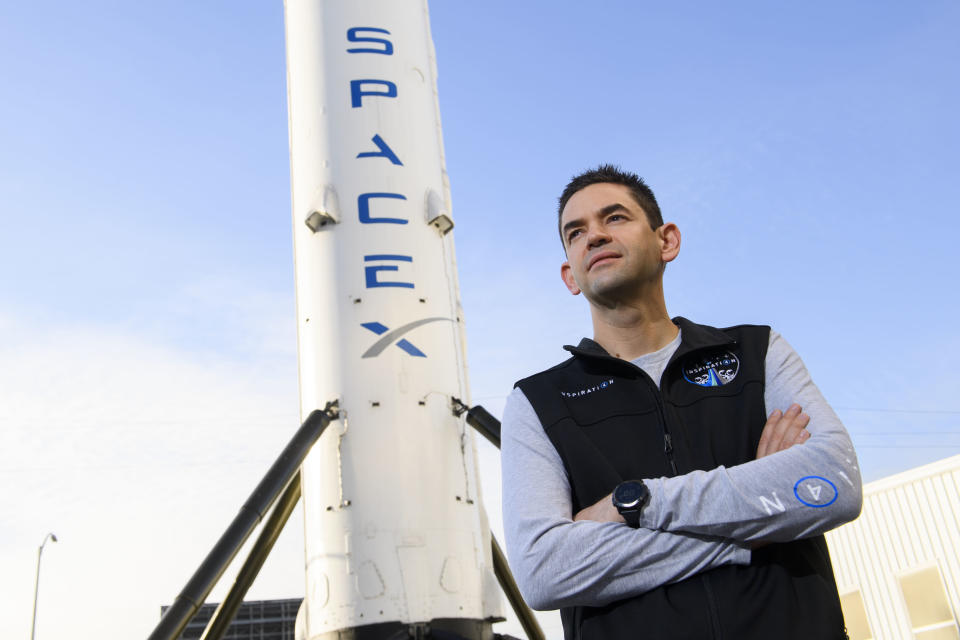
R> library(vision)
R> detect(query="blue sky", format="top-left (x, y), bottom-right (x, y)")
top-left (2, 1), bottom-right (958, 638)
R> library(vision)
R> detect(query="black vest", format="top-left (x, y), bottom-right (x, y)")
top-left (516, 318), bottom-right (845, 640)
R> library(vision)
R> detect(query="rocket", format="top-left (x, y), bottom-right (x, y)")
top-left (146, 2), bottom-right (540, 639)
top-left (284, 1), bottom-right (505, 638)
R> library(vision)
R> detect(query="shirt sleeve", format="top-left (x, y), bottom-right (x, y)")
top-left (637, 331), bottom-right (863, 542)
top-left (501, 386), bottom-right (751, 611)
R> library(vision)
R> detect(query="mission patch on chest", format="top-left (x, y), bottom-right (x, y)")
top-left (681, 349), bottom-right (740, 387)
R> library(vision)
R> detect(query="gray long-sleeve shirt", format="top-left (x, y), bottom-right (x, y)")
top-left (501, 329), bottom-right (862, 611)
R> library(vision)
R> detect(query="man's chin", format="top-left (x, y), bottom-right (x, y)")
top-left (582, 279), bottom-right (636, 306)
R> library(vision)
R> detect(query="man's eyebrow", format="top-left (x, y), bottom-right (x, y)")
top-left (561, 217), bottom-right (584, 235)
top-left (561, 203), bottom-right (629, 235)
top-left (599, 203), bottom-right (629, 217)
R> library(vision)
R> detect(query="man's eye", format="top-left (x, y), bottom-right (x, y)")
top-left (568, 229), bottom-right (583, 241)
top-left (608, 214), bottom-right (624, 222)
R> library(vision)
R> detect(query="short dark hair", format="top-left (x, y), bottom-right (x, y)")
top-left (557, 164), bottom-right (663, 246)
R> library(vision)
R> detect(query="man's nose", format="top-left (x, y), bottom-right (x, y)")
top-left (586, 225), bottom-right (610, 248)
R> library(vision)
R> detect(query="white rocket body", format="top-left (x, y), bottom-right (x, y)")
top-left (283, 1), bottom-right (503, 637)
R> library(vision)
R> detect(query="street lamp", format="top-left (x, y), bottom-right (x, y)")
top-left (30, 532), bottom-right (57, 640)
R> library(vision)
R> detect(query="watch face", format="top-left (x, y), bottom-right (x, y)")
top-left (615, 482), bottom-right (645, 507)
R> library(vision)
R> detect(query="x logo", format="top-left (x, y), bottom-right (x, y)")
top-left (360, 317), bottom-right (452, 358)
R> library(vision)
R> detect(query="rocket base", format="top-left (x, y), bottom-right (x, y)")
top-left (307, 617), bottom-right (498, 640)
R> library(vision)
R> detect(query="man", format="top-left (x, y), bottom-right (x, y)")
top-left (501, 165), bottom-right (862, 639)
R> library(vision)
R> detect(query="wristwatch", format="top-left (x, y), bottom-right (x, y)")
top-left (612, 480), bottom-right (649, 528)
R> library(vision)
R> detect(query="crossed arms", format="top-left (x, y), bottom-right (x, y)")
top-left (500, 332), bottom-right (862, 610)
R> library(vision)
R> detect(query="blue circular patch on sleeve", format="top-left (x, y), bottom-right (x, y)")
top-left (793, 476), bottom-right (838, 508)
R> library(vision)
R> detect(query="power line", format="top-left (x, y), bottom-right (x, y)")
top-left (856, 444), bottom-right (960, 449)
top-left (842, 429), bottom-right (960, 440)
top-left (836, 406), bottom-right (960, 415)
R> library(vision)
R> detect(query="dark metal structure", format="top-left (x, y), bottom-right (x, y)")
top-left (163, 598), bottom-right (301, 640)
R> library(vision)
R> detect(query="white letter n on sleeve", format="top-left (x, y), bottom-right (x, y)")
top-left (758, 491), bottom-right (786, 516)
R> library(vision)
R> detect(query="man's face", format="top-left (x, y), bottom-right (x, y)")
top-left (559, 183), bottom-right (666, 304)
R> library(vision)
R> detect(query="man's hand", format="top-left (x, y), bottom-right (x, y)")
top-left (756, 403), bottom-right (810, 458)
top-left (573, 494), bottom-right (626, 523)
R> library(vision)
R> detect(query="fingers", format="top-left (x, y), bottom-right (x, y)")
top-left (755, 409), bottom-right (781, 458)
top-left (778, 404), bottom-right (811, 453)
top-left (756, 403), bottom-right (811, 458)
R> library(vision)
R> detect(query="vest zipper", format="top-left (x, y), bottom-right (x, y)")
top-left (632, 365), bottom-right (680, 477)
top-left (663, 433), bottom-right (678, 475)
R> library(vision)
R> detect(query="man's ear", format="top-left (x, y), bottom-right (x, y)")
top-left (659, 223), bottom-right (681, 264)
top-left (561, 261), bottom-right (581, 295)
